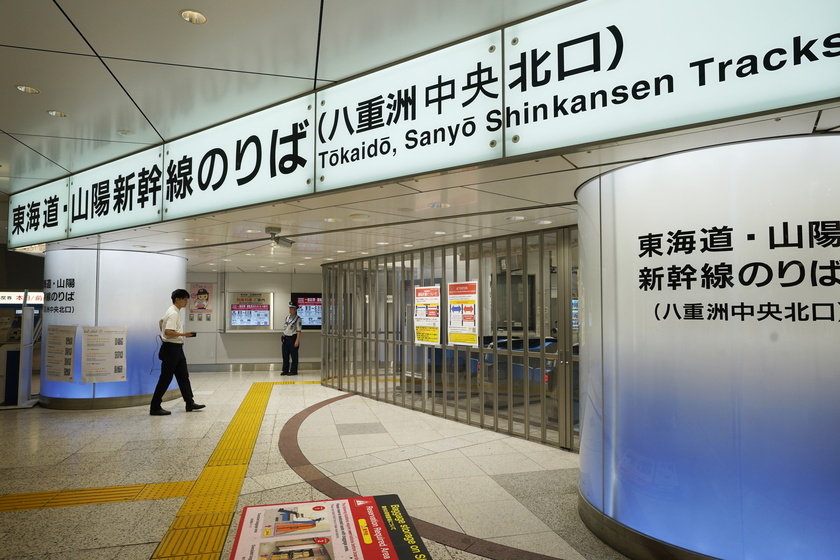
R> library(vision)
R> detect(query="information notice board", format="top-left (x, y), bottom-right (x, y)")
top-left (230, 494), bottom-right (431, 560)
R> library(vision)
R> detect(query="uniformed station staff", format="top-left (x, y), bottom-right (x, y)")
top-left (281, 302), bottom-right (302, 375)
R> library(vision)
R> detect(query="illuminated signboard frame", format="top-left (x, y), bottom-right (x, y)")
top-left (8, 0), bottom-right (840, 248)
top-left (225, 292), bottom-right (274, 332)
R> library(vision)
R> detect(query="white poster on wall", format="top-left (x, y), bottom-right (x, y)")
top-left (44, 325), bottom-right (77, 382)
top-left (81, 326), bottom-right (127, 383)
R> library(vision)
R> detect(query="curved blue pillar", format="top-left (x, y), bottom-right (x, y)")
top-left (577, 136), bottom-right (840, 560)
top-left (40, 249), bottom-right (186, 408)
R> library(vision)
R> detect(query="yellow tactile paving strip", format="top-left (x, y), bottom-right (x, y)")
top-left (151, 382), bottom-right (275, 560)
top-left (0, 481), bottom-right (194, 511)
top-left (0, 380), bottom-right (312, 559)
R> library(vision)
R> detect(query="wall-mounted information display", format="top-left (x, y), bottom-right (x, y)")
top-left (226, 292), bottom-right (274, 332)
top-left (290, 292), bottom-right (323, 330)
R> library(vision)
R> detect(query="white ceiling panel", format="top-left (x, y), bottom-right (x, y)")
top-left (0, 0), bottom-right (95, 54)
top-left (59, 0), bottom-right (323, 77)
top-left (105, 60), bottom-right (314, 141)
top-left (816, 106), bottom-right (840, 131)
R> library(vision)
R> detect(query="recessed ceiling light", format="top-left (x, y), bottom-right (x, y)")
top-left (277, 262), bottom-right (285, 265)
top-left (432, 231), bottom-right (446, 235)
top-left (245, 229), bottom-right (261, 233)
top-left (324, 257), bottom-right (334, 261)
top-left (183, 237), bottom-right (195, 241)
top-left (296, 263), bottom-right (306, 266)
top-left (245, 253), bottom-right (255, 256)
top-left (16, 85), bottom-right (40, 94)
top-left (304, 257), bottom-right (312, 260)
top-left (360, 252), bottom-right (370, 255)
top-left (259, 265), bottom-right (266, 268)
top-left (403, 244), bottom-right (414, 248)
top-left (428, 202), bottom-right (451, 209)
top-left (222, 258), bottom-right (232, 262)
top-left (208, 262), bottom-right (216, 266)
top-left (506, 216), bottom-right (525, 222)
top-left (117, 129), bottom-right (134, 137)
top-left (460, 234), bottom-right (473, 238)
top-left (324, 217), bottom-right (342, 223)
top-left (336, 250), bottom-right (346, 253)
top-left (180, 9), bottom-right (207, 24)
top-left (47, 110), bottom-right (67, 118)
top-left (535, 219), bottom-right (554, 225)
top-left (376, 242), bottom-right (389, 245)
top-left (132, 244), bottom-right (147, 249)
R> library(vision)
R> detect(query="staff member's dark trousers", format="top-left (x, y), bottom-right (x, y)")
top-left (151, 342), bottom-right (195, 410)
top-left (281, 336), bottom-right (299, 374)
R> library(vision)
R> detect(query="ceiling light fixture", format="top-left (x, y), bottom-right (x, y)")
top-left (47, 110), bottom-right (67, 117)
top-left (535, 219), bottom-right (554, 225)
top-left (432, 231), bottom-right (446, 235)
top-left (376, 241), bottom-right (389, 245)
top-left (117, 129), bottom-right (134, 137)
top-left (428, 202), bottom-right (451, 209)
top-left (180, 9), bottom-right (207, 24)
top-left (324, 217), bottom-right (341, 223)
top-left (461, 234), bottom-right (473, 238)
top-left (16, 85), bottom-right (40, 94)
top-left (506, 216), bottom-right (525, 222)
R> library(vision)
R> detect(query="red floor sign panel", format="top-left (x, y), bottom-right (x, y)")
top-left (230, 494), bottom-right (432, 560)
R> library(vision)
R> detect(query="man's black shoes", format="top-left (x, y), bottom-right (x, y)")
top-left (186, 403), bottom-right (206, 412)
top-left (150, 408), bottom-right (171, 416)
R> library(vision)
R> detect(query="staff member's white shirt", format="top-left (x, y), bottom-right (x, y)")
top-left (282, 314), bottom-right (302, 336)
top-left (161, 304), bottom-right (184, 344)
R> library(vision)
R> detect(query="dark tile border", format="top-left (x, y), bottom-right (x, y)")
top-left (278, 393), bottom-right (563, 560)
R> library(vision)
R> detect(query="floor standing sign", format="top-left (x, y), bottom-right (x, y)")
top-left (230, 495), bottom-right (431, 560)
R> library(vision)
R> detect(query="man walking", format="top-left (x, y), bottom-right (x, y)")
top-left (150, 288), bottom-right (206, 415)
top-left (281, 302), bottom-right (302, 375)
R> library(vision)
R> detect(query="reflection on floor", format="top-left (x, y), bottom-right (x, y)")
top-left (0, 370), bottom-right (626, 560)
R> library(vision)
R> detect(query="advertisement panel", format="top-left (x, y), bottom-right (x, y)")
top-left (447, 281), bottom-right (478, 347)
top-left (413, 285), bottom-right (440, 345)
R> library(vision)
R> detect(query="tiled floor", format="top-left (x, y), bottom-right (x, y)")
top-left (0, 370), bottom-right (627, 560)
